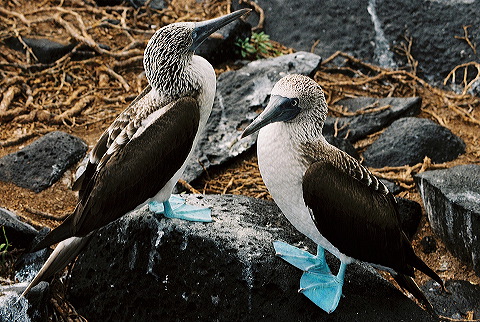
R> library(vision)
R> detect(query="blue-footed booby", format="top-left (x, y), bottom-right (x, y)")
top-left (242, 74), bottom-right (446, 313)
top-left (21, 9), bottom-right (250, 297)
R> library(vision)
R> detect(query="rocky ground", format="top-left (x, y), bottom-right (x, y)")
top-left (0, 0), bottom-right (479, 321)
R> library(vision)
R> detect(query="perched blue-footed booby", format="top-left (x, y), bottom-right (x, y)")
top-left (242, 74), bottom-right (446, 314)
top-left (21, 9), bottom-right (250, 297)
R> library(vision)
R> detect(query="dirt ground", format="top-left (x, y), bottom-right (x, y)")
top-left (0, 0), bottom-right (480, 320)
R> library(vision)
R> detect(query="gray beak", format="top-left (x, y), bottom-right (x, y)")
top-left (242, 95), bottom-right (301, 138)
top-left (190, 9), bottom-right (251, 52)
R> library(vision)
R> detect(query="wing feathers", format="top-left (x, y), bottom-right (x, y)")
top-left (36, 96), bottom-right (200, 250)
top-left (303, 159), bottom-right (408, 274)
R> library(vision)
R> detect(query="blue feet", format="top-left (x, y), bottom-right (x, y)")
top-left (300, 262), bottom-right (346, 313)
top-left (273, 240), bottom-right (347, 313)
top-left (149, 195), bottom-right (212, 222)
top-left (273, 241), bottom-right (330, 274)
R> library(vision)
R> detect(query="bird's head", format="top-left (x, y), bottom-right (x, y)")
top-left (242, 74), bottom-right (328, 138)
top-left (144, 9), bottom-right (250, 94)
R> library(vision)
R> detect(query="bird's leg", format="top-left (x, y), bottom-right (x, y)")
top-left (274, 240), bottom-right (346, 313)
top-left (299, 261), bottom-right (347, 313)
top-left (149, 195), bottom-right (212, 222)
top-left (273, 240), bottom-right (331, 274)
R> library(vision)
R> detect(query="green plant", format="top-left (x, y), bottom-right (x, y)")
top-left (235, 32), bottom-right (281, 59)
top-left (0, 226), bottom-right (10, 263)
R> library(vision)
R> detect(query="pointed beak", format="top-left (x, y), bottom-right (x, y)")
top-left (242, 95), bottom-right (300, 138)
top-left (190, 9), bottom-right (251, 52)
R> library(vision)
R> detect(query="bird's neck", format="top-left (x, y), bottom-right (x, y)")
top-left (147, 53), bottom-right (196, 98)
top-left (285, 110), bottom-right (326, 145)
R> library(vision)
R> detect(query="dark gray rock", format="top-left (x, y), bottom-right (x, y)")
top-left (182, 52), bottom-right (322, 183)
top-left (197, 19), bottom-right (252, 65)
top-left (415, 165), bottom-right (480, 276)
top-left (420, 236), bottom-right (437, 255)
top-left (363, 117), bottom-right (465, 167)
top-left (128, 0), bottom-right (166, 9)
top-left (323, 96), bottom-right (422, 142)
top-left (422, 279), bottom-right (480, 319)
top-left (325, 135), bottom-right (359, 159)
top-left (380, 179), bottom-right (402, 195)
top-left (377, 0), bottom-right (480, 93)
top-left (68, 194), bottom-right (435, 321)
top-left (0, 131), bottom-right (87, 192)
top-left (25, 282), bottom-right (50, 322)
top-left (0, 207), bottom-right (38, 250)
top-left (233, 0), bottom-right (480, 93)
top-left (0, 281), bottom-right (49, 321)
top-left (233, 0), bottom-right (376, 64)
top-left (396, 197), bottom-right (422, 241)
top-left (4, 37), bottom-right (76, 64)
top-left (0, 286), bottom-right (30, 322)
top-left (15, 246), bottom-right (51, 283)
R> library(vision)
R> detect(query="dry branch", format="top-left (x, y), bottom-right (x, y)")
top-left (0, 86), bottom-right (21, 112)
top-left (51, 95), bottom-right (95, 124)
top-left (98, 65), bottom-right (131, 91)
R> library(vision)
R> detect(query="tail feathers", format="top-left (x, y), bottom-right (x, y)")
top-left (21, 234), bottom-right (93, 297)
top-left (408, 251), bottom-right (447, 293)
top-left (392, 273), bottom-right (435, 314)
top-left (30, 215), bottom-right (75, 252)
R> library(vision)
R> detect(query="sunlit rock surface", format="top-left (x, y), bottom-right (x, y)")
top-left (416, 165), bottom-right (480, 276)
top-left (67, 195), bottom-right (435, 321)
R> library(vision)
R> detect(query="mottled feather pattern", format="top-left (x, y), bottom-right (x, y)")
top-left (301, 141), bottom-right (389, 196)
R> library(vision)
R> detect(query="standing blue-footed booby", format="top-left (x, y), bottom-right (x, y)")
top-left (242, 74), bottom-right (446, 314)
top-left (21, 9), bottom-right (250, 297)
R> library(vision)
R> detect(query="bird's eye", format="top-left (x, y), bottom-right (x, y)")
top-left (191, 30), bottom-right (197, 39)
top-left (291, 99), bottom-right (298, 106)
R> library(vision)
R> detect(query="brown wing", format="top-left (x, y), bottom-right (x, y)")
top-left (32, 96), bottom-right (200, 251)
top-left (302, 157), bottom-right (412, 275)
top-left (72, 84), bottom-right (153, 198)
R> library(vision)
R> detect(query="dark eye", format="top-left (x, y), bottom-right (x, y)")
top-left (191, 30), bottom-right (197, 40)
top-left (291, 99), bottom-right (298, 106)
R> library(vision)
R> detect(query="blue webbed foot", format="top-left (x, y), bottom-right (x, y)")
top-left (273, 240), bottom-right (347, 313)
top-left (299, 262), bottom-right (347, 313)
top-left (149, 195), bottom-right (212, 223)
top-left (273, 240), bottom-right (330, 274)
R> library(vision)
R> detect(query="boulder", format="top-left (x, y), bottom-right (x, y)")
top-left (25, 282), bottom-right (50, 322)
top-left (182, 52), bottom-right (322, 183)
top-left (323, 97), bottom-right (422, 142)
top-left (363, 117), bottom-right (465, 167)
top-left (0, 285), bottom-right (30, 322)
top-left (233, 0), bottom-right (376, 66)
top-left (233, 0), bottom-right (480, 93)
top-left (0, 207), bottom-right (38, 250)
top-left (422, 280), bottom-right (480, 319)
top-left (0, 281), bottom-right (49, 322)
top-left (415, 165), bottom-right (480, 275)
top-left (67, 194), bottom-right (435, 321)
top-left (381, 179), bottom-right (402, 195)
top-left (376, 0), bottom-right (480, 93)
top-left (5, 37), bottom-right (76, 64)
top-left (0, 131), bottom-right (87, 192)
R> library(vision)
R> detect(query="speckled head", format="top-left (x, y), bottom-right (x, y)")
top-left (271, 74), bottom-right (327, 113)
top-left (143, 9), bottom-right (250, 95)
top-left (242, 74), bottom-right (328, 138)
